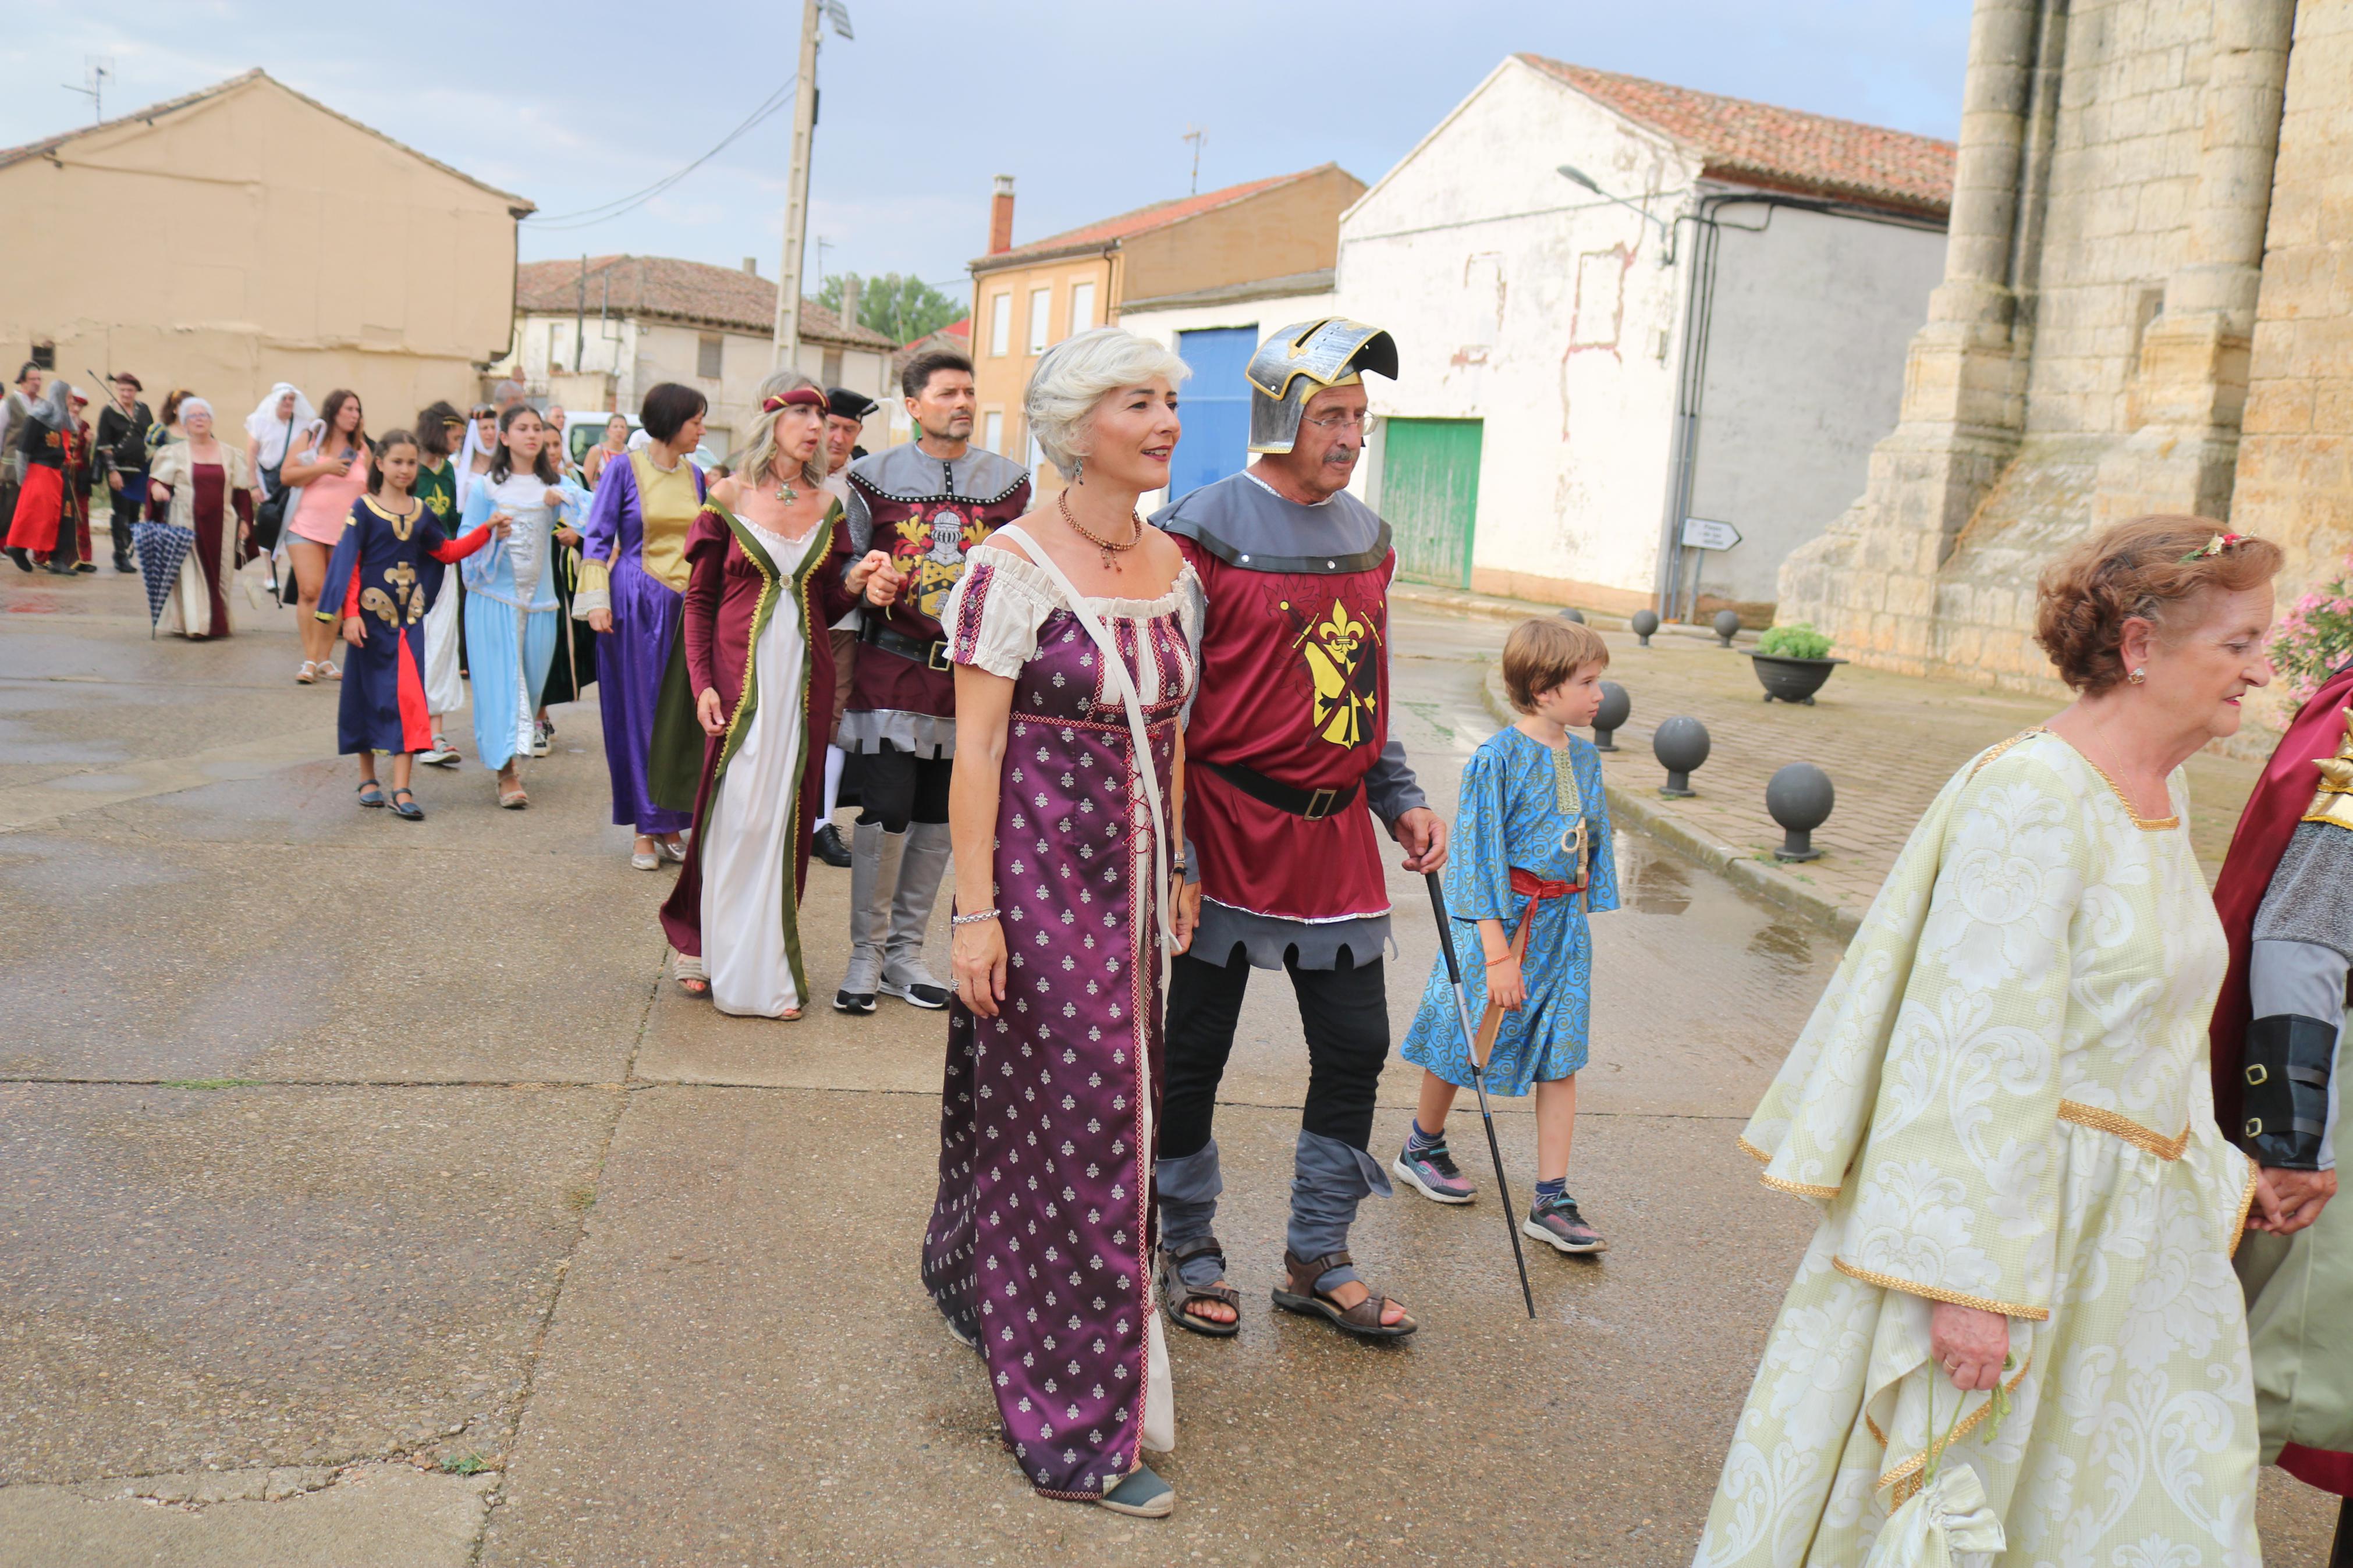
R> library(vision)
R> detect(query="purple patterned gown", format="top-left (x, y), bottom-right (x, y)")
top-left (922, 547), bottom-right (1201, 1501)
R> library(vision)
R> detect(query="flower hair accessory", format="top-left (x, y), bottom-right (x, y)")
top-left (2180, 532), bottom-right (2246, 563)
top-left (762, 387), bottom-right (826, 413)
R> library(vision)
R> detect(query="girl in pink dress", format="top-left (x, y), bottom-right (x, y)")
top-left (280, 388), bottom-right (372, 684)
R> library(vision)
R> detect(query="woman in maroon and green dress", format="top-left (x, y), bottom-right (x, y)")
top-left (657, 373), bottom-right (899, 1014)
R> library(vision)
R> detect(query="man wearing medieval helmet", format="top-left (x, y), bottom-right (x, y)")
top-left (1150, 318), bottom-right (1447, 1341)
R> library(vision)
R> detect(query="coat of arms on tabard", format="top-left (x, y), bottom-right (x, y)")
top-left (895, 506), bottom-right (986, 621)
top-left (1277, 594), bottom-right (1381, 749)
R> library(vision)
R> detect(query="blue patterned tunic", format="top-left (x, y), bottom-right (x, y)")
top-left (1401, 726), bottom-right (1619, 1095)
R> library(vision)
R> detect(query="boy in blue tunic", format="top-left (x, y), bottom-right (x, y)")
top-left (318, 431), bottom-right (502, 820)
top-left (1395, 618), bottom-right (1620, 1253)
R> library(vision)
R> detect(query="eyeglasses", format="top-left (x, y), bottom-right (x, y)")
top-left (1303, 409), bottom-right (1377, 433)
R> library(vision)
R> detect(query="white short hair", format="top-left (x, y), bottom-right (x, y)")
top-left (1023, 328), bottom-right (1188, 475)
top-left (179, 396), bottom-right (213, 421)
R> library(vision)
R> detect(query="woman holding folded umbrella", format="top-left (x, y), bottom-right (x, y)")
top-left (143, 397), bottom-right (257, 639)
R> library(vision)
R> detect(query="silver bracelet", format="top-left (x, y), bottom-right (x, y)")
top-left (950, 908), bottom-right (1000, 926)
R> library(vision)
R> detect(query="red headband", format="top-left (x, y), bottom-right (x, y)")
top-left (762, 387), bottom-right (826, 413)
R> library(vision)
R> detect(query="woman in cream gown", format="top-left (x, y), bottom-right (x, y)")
top-left (1695, 518), bottom-right (2286, 1568)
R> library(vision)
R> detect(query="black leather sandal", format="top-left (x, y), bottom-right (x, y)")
top-left (1270, 1249), bottom-right (1417, 1340)
top-left (1157, 1238), bottom-right (1241, 1338)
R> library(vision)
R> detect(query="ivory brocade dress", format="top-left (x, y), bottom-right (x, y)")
top-left (1696, 729), bottom-right (2264, 1567)
top-left (920, 547), bottom-right (1201, 1501)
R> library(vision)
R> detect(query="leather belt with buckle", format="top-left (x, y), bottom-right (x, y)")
top-left (861, 623), bottom-right (950, 672)
top-left (1203, 761), bottom-right (1363, 821)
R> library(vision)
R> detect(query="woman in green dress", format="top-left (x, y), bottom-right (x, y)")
top-left (1697, 517), bottom-right (2287, 1566)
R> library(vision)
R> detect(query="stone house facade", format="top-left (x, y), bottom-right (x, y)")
top-left (0, 70), bottom-right (528, 425)
top-left (505, 255), bottom-right (897, 460)
top-left (1780, 0), bottom-right (2351, 706)
top-left (966, 166), bottom-right (1365, 493)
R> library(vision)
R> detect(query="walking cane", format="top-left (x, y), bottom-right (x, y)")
top-left (1425, 870), bottom-right (1536, 1319)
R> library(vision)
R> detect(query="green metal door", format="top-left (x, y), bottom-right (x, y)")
top-left (1381, 418), bottom-right (1482, 588)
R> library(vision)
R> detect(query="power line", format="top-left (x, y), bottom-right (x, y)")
top-left (526, 76), bottom-right (798, 231)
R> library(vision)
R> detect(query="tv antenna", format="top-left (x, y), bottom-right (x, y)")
top-left (1182, 125), bottom-right (1205, 195)
top-left (64, 57), bottom-right (114, 123)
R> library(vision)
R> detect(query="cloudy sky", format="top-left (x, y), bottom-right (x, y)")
top-left (6, 1), bottom-right (1972, 309)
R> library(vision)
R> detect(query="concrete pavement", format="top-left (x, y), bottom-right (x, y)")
top-left (1, 571), bottom-right (2337, 1565)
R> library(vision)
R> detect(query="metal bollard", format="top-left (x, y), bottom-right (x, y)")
top-left (1766, 762), bottom-right (1834, 862)
top-left (1713, 610), bottom-right (1741, 648)
top-left (1592, 681), bottom-right (1630, 752)
top-left (1653, 716), bottom-right (1710, 798)
top-left (1630, 609), bottom-right (1659, 647)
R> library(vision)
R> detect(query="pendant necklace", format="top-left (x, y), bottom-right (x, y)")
top-left (1057, 488), bottom-right (1143, 570)
top-left (772, 471), bottom-right (800, 504)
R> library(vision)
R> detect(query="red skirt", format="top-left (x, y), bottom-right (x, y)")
top-left (5, 465), bottom-right (65, 552)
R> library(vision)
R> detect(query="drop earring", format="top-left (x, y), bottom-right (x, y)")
top-left (1069, 456), bottom-right (1085, 485)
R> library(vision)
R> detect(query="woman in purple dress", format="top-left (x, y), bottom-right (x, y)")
top-left (923, 328), bottom-right (1199, 1517)
top-left (577, 383), bottom-right (708, 870)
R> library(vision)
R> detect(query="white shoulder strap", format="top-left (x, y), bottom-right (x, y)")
top-left (992, 525), bottom-right (1173, 950)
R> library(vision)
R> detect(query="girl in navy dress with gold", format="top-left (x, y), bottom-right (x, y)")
top-left (1396, 617), bottom-right (1621, 1254)
top-left (318, 430), bottom-right (502, 820)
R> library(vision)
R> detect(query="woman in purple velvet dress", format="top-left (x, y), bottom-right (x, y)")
top-left (577, 383), bottom-right (707, 870)
top-left (922, 328), bottom-right (1199, 1517)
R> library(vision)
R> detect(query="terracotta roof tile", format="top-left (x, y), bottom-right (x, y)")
top-left (514, 255), bottom-right (897, 348)
top-left (1517, 55), bottom-right (1953, 217)
top-left (974, 165), bottom-right (1343, 268)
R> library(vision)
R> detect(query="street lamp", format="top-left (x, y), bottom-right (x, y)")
top-left (1557, 165), bottom-right (1677, 261)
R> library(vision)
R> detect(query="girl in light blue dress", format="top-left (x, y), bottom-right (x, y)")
top-left (1396, 618), bottom-right (1620, 1253)
top-left (457, 406), bottom-right (574, 806)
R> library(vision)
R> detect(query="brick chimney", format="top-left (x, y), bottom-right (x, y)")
top-left (742, 257), bottom-right (758, 275)
top-left (988, 175), bottom-right (1016, 255)
top-left (839, 273), bottom-right (863, 335)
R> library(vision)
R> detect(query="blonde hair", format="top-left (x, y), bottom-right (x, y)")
top-left (738, 369), bottom-right (828, 493)
top-left (1502, 618), bottom-right (1609, 712)
top-left (1024, 327), bottom-right (1189, 476)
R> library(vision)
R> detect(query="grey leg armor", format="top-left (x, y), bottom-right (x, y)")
top-left (1289, 1130), bottom-right (1395, 1293)
top-left (1156, 1141), bottom-right (1226, 1290)
top-left (842, 822), bottom-right (904, 998)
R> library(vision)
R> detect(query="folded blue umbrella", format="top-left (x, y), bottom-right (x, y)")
top-left (132, 520), bottom-right (194, 636)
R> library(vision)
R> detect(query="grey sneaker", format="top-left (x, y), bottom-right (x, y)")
top-left (1523, 1192), bottom-right (1605, 1254)
top-left (1393, 1139), bottom-right (1476, 1204)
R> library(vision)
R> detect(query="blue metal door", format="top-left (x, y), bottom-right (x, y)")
top-left (1172, 326), bottom-right (1257, 499)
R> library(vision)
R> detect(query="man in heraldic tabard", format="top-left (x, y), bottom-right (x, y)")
top-left (2211, 663), bottom-right (2353, 1555)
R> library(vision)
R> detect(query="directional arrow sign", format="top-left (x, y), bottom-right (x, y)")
top-left (1681, 517), bottom-right (1742, 552)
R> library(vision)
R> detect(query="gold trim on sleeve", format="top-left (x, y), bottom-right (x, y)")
top-left (1832, 1257), bottom-right (2051, 1321)
top-left (1738, 1136), bottom-right (1844, 1197)
top-left (1873, 1352), bottom-right (2035, 1501)
top-left (2056, 1100), bottom-right (2190, 1161)
top-left (2231, 1164), bottom-right (2261, 1258)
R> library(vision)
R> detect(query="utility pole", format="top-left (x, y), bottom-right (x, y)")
top-left (573, 255), bottom-right (587, 375)
top-left (771, 0), bottom-right (824, 370)
top-left (1183, 125), bottom-right (1205, 195)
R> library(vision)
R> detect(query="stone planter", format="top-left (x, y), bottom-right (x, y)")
top-left (1749, 653), bottom-right (1846, 705)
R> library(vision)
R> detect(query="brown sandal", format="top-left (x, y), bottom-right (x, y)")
top-left (1157, 1238), bottom-right (1240, 1337)
top-left (1270, 1249), bottom-right (1417, 1340)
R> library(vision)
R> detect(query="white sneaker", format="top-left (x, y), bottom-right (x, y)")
top-left (530, 720), bottom-right (552, 758)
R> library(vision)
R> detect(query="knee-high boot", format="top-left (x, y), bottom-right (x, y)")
top-left (837, 822), bottom-right (904, 1010)
top-left (880, 819), bottom-right (952, 1007)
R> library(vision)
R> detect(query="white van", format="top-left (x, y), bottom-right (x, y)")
top-left (565, 409), bottom-right (723, 480)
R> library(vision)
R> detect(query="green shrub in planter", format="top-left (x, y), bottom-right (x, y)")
top-left (1756, 622), bottom-right (1833, 660)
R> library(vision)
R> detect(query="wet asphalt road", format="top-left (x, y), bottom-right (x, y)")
top-left (0, 573), bottom-right (2336, 1566)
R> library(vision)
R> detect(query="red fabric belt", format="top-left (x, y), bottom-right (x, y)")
top-left (1509, 867), bottom-right (1579, 901)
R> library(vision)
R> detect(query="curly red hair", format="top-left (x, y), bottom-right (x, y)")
top-left (2033, 515), bottom-right (2281, 694)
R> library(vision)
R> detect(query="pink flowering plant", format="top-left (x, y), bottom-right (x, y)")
top-left (2269, 560), bottom-right (2353, 705)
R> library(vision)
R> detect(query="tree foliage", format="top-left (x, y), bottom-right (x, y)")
top-left (816, 272), bottom-right (964, 346)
